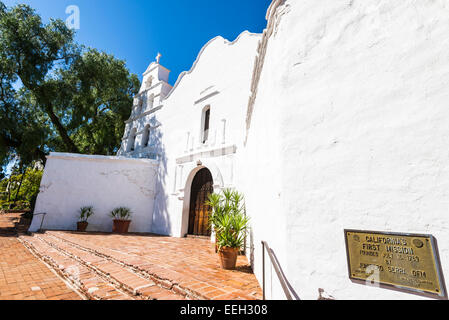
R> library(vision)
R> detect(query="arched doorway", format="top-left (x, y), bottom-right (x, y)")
top-left (188, 168), bottom-right (214, 236)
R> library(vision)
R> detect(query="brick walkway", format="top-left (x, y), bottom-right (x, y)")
top-left (0, 213), bottom-right (82, 300)
top-left (1, 213), bottom-right (262, 300)
top-left (20, 231), bottom-right (263, 300)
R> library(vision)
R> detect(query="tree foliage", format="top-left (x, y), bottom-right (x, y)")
top-left (0, 165), bottom-right (43, 210)
top-left (0, 2), bottom-right (140, 171)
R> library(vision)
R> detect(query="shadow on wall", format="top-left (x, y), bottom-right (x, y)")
top-left (260, 242), bottom-right (301, 300)
top-left (249, 228), bottom-right (255, 269)
top-left (151, 127), bottom-right (172, 236)
top-left (269, 247), bottom-right (301, 300)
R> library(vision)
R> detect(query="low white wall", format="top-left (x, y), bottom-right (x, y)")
top-left (30, 153), bottom-right (158, 233)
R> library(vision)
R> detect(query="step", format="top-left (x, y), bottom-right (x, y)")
top-left (19, 235), bottom-right (133, 300)
top-left (48, 231), bottom-right (204, 299)
top-left (33, 233), bottom-right (186, 300)
top-left (46, 231), bottom-right (262, 301)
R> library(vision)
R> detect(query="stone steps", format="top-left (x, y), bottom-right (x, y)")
top-left (20, 233), bottom-right (188, 300)
top-left (19, 235), bottom-right (133, 300)
top-left (47, 231), bottom-right (206, 300)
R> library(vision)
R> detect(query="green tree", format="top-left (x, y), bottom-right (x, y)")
top-left (55, 49), bottom-right (140, 155)
top-left (0, 165), bottom-right (43, 210)
top-left (0, 2), bottom-right (140, 170)
top-left (18, 168), bottom-right (43, 203)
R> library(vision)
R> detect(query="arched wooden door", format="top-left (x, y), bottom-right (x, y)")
top-left (188, 168), bottom-right (214, 236)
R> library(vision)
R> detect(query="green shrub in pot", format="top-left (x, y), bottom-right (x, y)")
top-left (77, 206), bottom-right (94, 232)
top-left (206, 189), bottom-right (250, 270)
top-left (110, 207), bottom-right (132, 233)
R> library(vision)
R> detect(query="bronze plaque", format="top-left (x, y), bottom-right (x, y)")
top-left (345, 229), bottom-right (445, 298)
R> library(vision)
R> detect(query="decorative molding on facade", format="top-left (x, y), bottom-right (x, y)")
top-left (194, 90), bottom-right (220, 105)
top-left (164, 31), bottom-right (262, 101)
top-left (143, 63), bottom-right (171, 77)
top-left (176, 144), bottom-right (237, 165)
top-left (136, 81), bottom-right (172, 97)
top-left (125, 105), bottom-right (163, 124)
top-left (200, 85), bottom-right (215, 96)
top-left (245, 0), bottom-right (289, 145)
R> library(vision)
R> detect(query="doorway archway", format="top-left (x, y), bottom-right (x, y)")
top-left (188, 168), bottom-right (214, 236)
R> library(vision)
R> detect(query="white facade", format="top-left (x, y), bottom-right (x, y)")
top-left (34, 0), bottom-right (449, 300)
top-left (117, 31), bottom-right (262, 237)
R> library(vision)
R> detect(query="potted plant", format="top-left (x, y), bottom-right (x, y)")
top-left (207, 189), bottom-right (249, 270)
top-left (77, 206), bottom-right (94, 232)
top-left (215, 209), bottom-right (250, 270)
top-left (206, 193), bottom-right (225, 253)
top-left (206, 189), bottom-right (246, 253)
top-left (110, 207), bottom-right (132, 234)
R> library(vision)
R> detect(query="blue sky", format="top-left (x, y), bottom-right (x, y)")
top-left (2, 0), bottom-right (272, 84)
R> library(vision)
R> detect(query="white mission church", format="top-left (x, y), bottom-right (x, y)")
top-left (30, 0), bottom-right (449, 300)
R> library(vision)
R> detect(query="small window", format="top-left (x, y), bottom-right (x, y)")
top-left (145, 76), bottom-right (153, 88)
top-left (202, 107), bottom-right (210, 144)
top-left (142, 125), bottom-right (151, 148)
top-left (127, 128), bottom-right (137, 152)
top-left (148, 94), bottom-right (155, 110)
top-left (135, 99), bottom-right (143, 116)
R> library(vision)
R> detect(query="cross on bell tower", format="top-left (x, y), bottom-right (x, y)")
top-left (139, 52), bottom-right (171, 94)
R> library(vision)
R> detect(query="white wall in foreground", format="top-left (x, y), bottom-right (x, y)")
top-left (30, 153), bottom-right (158, 233)
top-left (243, 0), bottom-right (449, 300)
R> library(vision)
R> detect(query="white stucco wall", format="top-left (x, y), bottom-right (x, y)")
top-left (30, 153), bottom-right (158, 233)
top-left (243, 0), bottom-right (449, 300)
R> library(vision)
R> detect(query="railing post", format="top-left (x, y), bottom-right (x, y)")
top-left (39, 213), bottom-right (46, 232)
top-left (261, 240), bottom-right (295, 300)
top-left (30, 213), bottom-right (47, 233)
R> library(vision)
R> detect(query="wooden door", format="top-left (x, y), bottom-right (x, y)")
top-left (188, 168), bottom-right (214, 236)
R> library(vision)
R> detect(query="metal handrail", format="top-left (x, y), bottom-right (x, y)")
top-left (262, 241), bottom-right (296, 300)
top-left (32, 212), bottom-right (47, 232)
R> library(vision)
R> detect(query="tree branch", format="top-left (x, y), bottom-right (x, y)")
top-left (44, 104), bottom-right (80, 154)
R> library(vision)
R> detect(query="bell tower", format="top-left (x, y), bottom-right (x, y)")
top-left (118, 53), bottom-right (172, 157)
top-left (139, 52), bottom-right (172, 106)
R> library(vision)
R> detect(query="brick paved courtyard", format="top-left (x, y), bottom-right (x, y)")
top-left (0, 213), bottom-right (81, 300)
top-left (0, 213), bottom-right (262, 300)
top-left (20, 231), bottom-right (263, 300)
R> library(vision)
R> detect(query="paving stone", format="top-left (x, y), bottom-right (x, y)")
top-left (48, 231), bottom-right (262, 300)
top-left (24, 233), bottom-right (187, 300)
top-left (20, 234), bottom-right (132, 300)
top-left (0, 214), bottom-right (81, 301)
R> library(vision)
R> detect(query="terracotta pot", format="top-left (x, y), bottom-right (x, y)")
top-left (77, 221), bottom-right (88, 232)
top-left (112, 220), bottom-right (131, 234)
top-left (215, 231), bottom-right (241, 254)
top-left (219, 247), bottom-right (239, 270)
